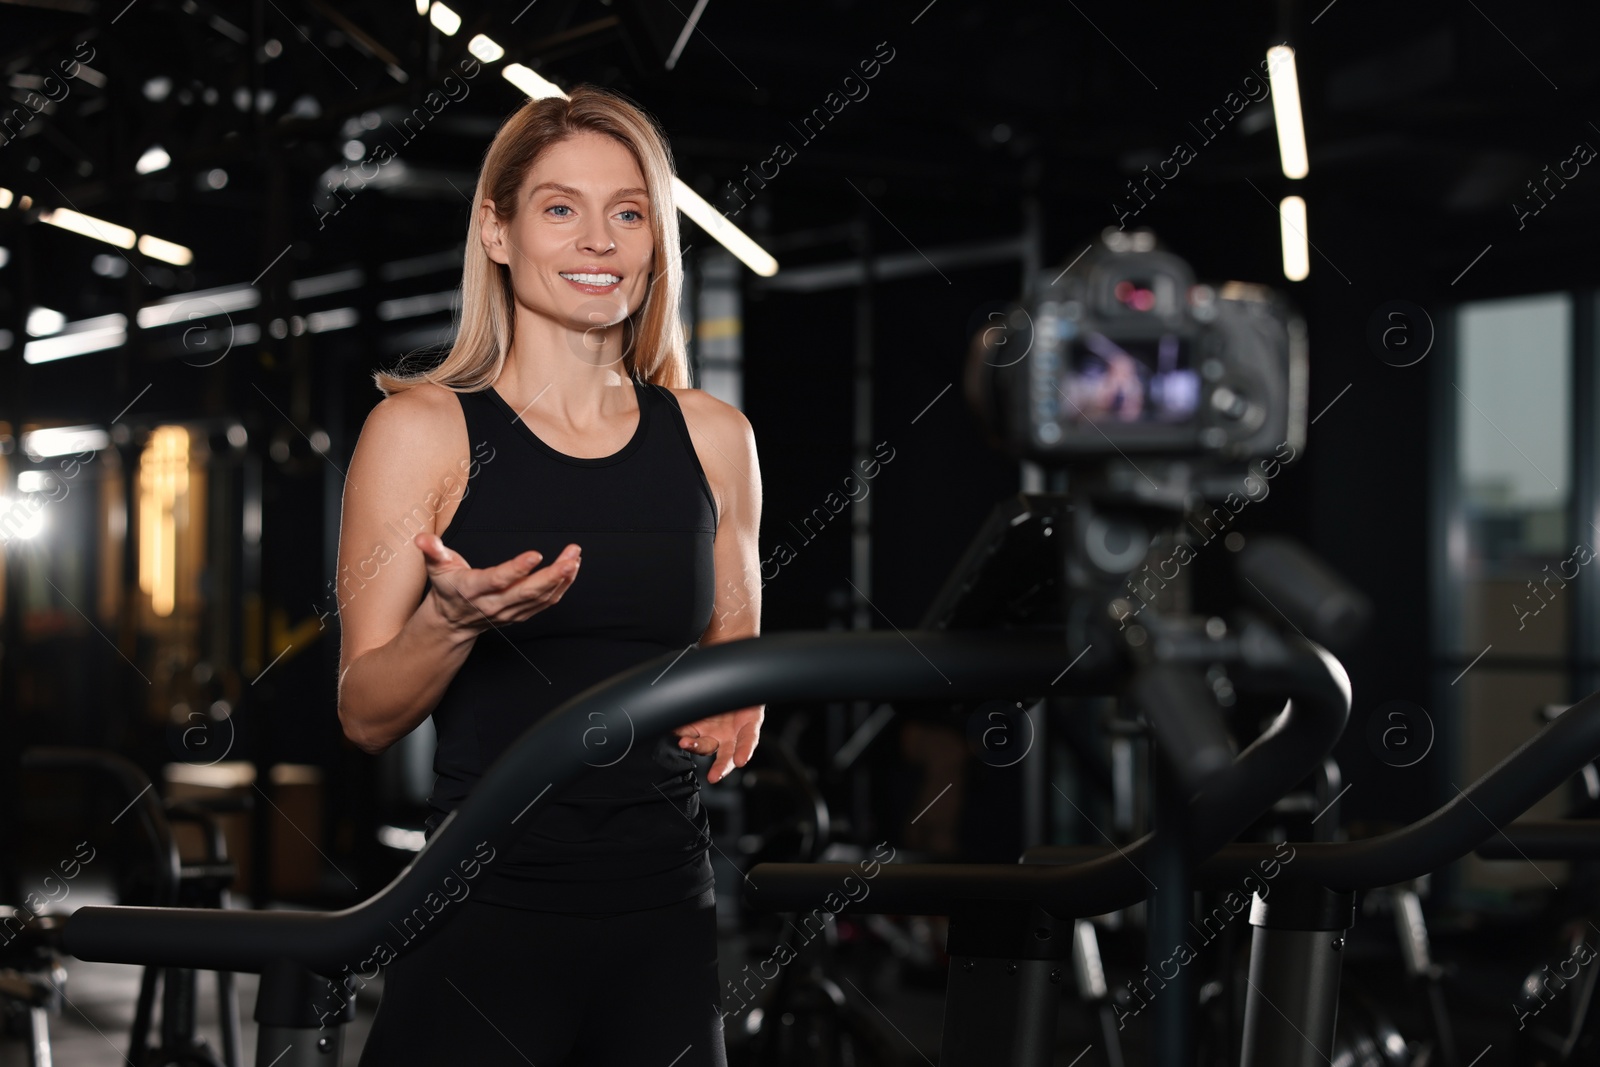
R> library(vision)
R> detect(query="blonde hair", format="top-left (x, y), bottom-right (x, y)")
top-left (373, 85), bottom-right (689, 396)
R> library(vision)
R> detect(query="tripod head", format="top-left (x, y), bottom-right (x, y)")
top-left (934, 228), bottom-right (1366, 796)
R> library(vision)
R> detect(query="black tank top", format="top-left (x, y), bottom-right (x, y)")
top-left (418, 376), bottom-right (719, 913)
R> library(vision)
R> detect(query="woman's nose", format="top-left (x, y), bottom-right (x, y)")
top-left (577, 221), bottom-right (615, 256)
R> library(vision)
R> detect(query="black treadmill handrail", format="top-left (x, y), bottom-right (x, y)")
top-left (63, 630), bottom-right (1115, 975)
top-left (1475, 820), bottom-right (1600, 860)
top-left (1023, 686), bottom-right (1600, 891)
top-left (1200, 684), bottom-right (1600, 889)
top-left (743, 635), bottom-right (1353, 917)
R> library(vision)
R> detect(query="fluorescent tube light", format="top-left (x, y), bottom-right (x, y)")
top-left (138, 234), bottom-right (194, 266)
top-left (428, 2), bottom-right (461, 35)
top-left (1267, 45), bottom-right (1309, 179)
top-left (1280, 195), bottom-right (1309, 281)
top-left (39, 206), bottom-right (136, 249)
top-left (467, 34), bottom-right (504, 63)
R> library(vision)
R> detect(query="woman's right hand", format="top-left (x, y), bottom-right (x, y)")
top-left (416, 532), bottom-right (581, 637)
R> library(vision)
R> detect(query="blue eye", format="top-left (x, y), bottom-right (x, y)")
top-left (618, 210), bottom-right (643, 222)
top-left (548, 204), bottom-right (573, 217)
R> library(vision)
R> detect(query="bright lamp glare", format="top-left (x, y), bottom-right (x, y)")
top-left (672, 178), bottom-right (778, 277)
top-left (138, 234), bottom-right (194, 266)
top-left (468, 34), bottom-right (505, 63)
top-left (414, 0), bottom-right (427, 12)
top-left (378, 824), bottom-right (427, 851)
top-left (0, 497), bottom-right (45, 541)
top-left (136, 144), bottom-right (171, 175)
top-left (26, 306), bottom-right (66, 337)
top-left (137, 285), bottom-right (259, 329)
top-left (21, 423), bottom-right (112, 457)
top-left (428, 2), bottom-right (461, 35)
top-left (39, 206), bottom-right (137, 249)
top-left (23, 315), bottom-right (129, 364)
top-left (1267, 45), bottom-right (1309, 179)
top-left (1280, 195), bottom-right (1309, 281)
top-left (501, 63), bottom-right (566, 100)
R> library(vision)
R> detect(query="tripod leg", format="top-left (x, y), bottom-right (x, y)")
top-left (1145, 766), bottom-right (1194, 1067)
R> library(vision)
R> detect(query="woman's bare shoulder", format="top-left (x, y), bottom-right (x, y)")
top-left (667, 385), bottom-right (754, 442)
top-left (381, 380), bottom-right (464, 420)
top-left (366, 381), bottom-right (467, 437)
top-left (352, 382), bottom-right (471, 486)
top-left (664, 387), bottom-right (759, 526)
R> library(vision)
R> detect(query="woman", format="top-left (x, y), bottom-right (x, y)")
top-left (336, 85), bottom-right (764, 1066)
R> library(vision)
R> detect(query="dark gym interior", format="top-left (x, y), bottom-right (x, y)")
top-left (3, 1), bottom-right (1600, 1064)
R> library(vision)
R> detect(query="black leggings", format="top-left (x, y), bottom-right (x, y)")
top-left (357, 888), bottom-right (726, 1066)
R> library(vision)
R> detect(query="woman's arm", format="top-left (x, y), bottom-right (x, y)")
top-left (335, 387), bottom-right (581, 755)
top-left (334, 390), bottom-right (475, 755)
top-left (672, 391), bottom-right (764, 783)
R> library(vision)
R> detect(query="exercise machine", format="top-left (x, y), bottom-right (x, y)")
top-left (740, 677), bottom-right (1600, 1066)
top-left (55, 629), bottom-right (1194, 1065)
top-left (7, 748), bottom-right (245, 1067)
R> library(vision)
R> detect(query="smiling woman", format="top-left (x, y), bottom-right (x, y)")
top-left (338, 86), bottom-right (763, 1067)
top-left (373, 86), bottom-right (690, 394)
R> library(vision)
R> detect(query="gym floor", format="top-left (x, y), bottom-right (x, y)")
top-left (2, 924), bottom-right (951, 1065)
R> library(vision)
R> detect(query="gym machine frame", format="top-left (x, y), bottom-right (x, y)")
top-left (58, 626), bottom-right (1346, 1066)
top-left (50, 633), bottom-right (1600, 1065)
top-left (1014, 684), bottom-right (1600, 1066)
top-left (743, 489), bottom-right (1600, 1066)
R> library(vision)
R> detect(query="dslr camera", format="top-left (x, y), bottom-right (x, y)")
top-left (967, 228), bottom-right (1308, 482)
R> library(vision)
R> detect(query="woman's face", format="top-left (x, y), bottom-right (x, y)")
top-left (481, 129), bottom-right (656, 345)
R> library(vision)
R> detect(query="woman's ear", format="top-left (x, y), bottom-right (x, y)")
top-left (479, 199), bottom-right (508, 265)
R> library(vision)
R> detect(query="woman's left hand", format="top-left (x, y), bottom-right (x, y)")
top-left (675, 706), bottom-right (763, 784)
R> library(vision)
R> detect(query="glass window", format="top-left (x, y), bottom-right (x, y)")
top-left (1448, 292), bottom-right (1577, 899)
top-left (1454, 293), bottom-right (1573, 658)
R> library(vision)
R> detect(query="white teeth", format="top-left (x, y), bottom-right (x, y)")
top-left (560, 272), bottom-right (621, 285)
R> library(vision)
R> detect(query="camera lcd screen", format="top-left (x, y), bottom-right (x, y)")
top-left (1055, 331), bottom-right (1201, 425)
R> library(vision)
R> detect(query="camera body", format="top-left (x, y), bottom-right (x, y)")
top-left (969, 231), bottom-right (1307, 475)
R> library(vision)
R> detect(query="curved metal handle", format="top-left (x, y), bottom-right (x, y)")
top-left (63, 630), bottom-right (1103, 975)
top-left (744, 633), bottom-right (1352, 917)
top-left (1147, 685), bottom-right (1600, 889)
top-left (1475, 820), bottom-right (1600, 860)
